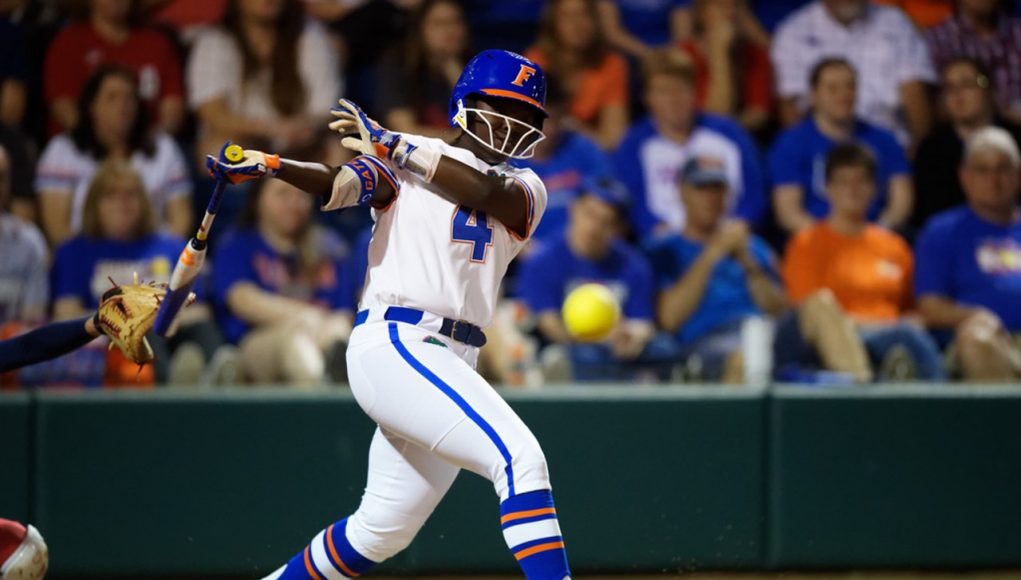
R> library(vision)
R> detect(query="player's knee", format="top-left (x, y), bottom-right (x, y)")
top-left (346, 508), bottom-right (427, 563)
top-left (504, 438), bottom-right (552, 498)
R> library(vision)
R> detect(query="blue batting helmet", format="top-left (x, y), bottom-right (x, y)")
top-left (449, 50), bottom-right (548, 126)
top-left (449, 50), bottom-right (548, 159)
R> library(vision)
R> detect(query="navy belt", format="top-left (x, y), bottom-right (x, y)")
top-left (354, 306), bottom-right (487, 348)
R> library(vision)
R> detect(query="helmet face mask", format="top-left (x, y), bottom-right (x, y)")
top-left (453, 98), bottom-right (546, 159)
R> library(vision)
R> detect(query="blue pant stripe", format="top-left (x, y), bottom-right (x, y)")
top-left (388, 322), bottom-right (516, 496)
top-left (500, 489), bottom-right (554, 514)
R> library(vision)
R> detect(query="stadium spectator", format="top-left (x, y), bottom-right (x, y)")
top-left (615, 50), bottom-right (766, 240)
top-left (517, 179), bottom-right (675, 382)
top-left (516, 81), bottom-right (614, 242)
top-left (875, 0), bottom-right (952, 28)
top-left (0, 125), bottom-right (37, 224)
top-left (211, 177), bottom-right (353, 386)
top-left (771, 0), bottom-right (935, 149)
top-left (526, 0), bottom-right (630, 149)
top-left (35, 66), bottom-right (192, 247)
top-left (769, 58), bottom-right (913, 235)
top-left (43, 0), bottom-right (185, 135)
top-left (50, 159), bottom-right (227, 385)
top-left (597, 0), bottom-right (693, 59)
top-left (912, 57), bottom-right (1021, 231)
top-left (926, 0), bottom-right (1021, 124)
top-left (0, 143), bottom-right (48, 325)
top-left (375, 0), bottom-right (469, 138)
top-left (915, 126), bottom-right (1021, 381)
top-left (650, 156), bottom-right (786, 383)
top-left (678, 0), bottom-right (773, 137)
top-left (781, 143), bottom-right (945, 380)
top-left (186, 0), bottom-right (341, 169)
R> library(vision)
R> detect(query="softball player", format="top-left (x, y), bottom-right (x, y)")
top-left (208, 50), bottom-right (572, 580)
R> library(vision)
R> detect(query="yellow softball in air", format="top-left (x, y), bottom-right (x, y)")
top-left (562, 283), bottom-right (620, 342)
top-left (224, 144), bottom-right (245, 163)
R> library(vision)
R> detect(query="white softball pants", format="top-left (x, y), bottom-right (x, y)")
top-left (341, 317), bottom-right (552, 563)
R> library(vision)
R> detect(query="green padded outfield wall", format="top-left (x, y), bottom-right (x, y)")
top-left (0, 393), bottom-right (31, 523)
top-left (768, 385), bottom-right (1021, 568)
top-left (31, 387), bottom-right (766, 577)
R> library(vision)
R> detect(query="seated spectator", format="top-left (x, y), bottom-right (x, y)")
top-left (375, 0), bottom-right (469, 138)
top-left (516, 81), bottom-right (614, 242)
top-left (35, 66), bottom-right (192, 246)
top-left (517, 179), bottom-right (676, 382)
top-left (615, 50), bottom-right (765, 240)
top-left (526, 0), bottom-right (630, 149)
top-left (771, 0), bottom-right (935, 149)
top-left (915, 127), bottom-right (1021, 381)
top-left (50, 159), bottom-right (227, 385)
top-left (927, 0), bottom-right (1021, 124)
top-left (678, 0), bottom-right (773, 137)
top-left (187, 0), bottom-right (341, 169)
top-left (142, 0), bottom-right (228, 42)
top-left (43, 0), bottom-right (185, 135)
top-left (781, 143), bottom-right (945, 381)
top-left (913, 57), bottom-right (1021, 231)
top-left (597, 0), bottom-right (693, 59)
top-left (770, 58), bottom-right (913, 235)
top-left (650, 156), bottom-right (787, 383)
top-left (0, 125), bottom-right (37, 224)
top-left (212, 177), bottom-right (353, 386)
top-left (0, 143), bottom-right (48, 325)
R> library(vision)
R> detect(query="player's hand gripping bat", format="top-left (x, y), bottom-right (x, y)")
top-left (152, 142), bottom-right (245, 336)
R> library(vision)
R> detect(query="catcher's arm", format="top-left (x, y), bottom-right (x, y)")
top-left (0, 316), bottom-right (99, 373)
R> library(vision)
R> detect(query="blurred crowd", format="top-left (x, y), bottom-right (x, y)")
top-left (1, 0), bottom-right (1020, 388)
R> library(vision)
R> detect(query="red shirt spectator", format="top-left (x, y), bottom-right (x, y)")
top-left (678, 39), bottom-right (772, 130)
top-left (43, 17), bottom-right (184, 135)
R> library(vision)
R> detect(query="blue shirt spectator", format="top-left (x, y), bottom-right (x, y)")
top-left (650, 231), bottom-right (777, 344)
top-left (916, 206), bottom-right (1021, 333)
top-left (769, 117), bottom-right (909, 221)
top-left (769, 57), bottom-right (913, 234)
top-left (616, 113), bottom-right (766, 238)
top-left (517, 180), bottom-right (676, 381)
top-left (598, 0), bottom-right (690, 61)
top-left (52, 233), bottom-right (184, 310)
top-left (212, 228), bottom-right (348, 344)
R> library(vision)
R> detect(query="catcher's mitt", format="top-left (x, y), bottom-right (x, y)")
top-left (94, 275), bottom-right (170, 365)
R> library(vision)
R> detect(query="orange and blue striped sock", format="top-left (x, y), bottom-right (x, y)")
top-left (275, 518), bottom-right (376, 579)
top-left (500, 489), bottom-right (572, 580)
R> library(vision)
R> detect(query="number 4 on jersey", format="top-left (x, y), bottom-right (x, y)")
top-left (451, 206), bottom-right (493, 262)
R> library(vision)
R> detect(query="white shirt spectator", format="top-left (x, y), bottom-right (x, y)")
top-left (0, 214), bottom-right (49, 323)
top-left (35, 133), bottom-right (192, 234)
top-left (771, 1), bottom-right (936, 144)
top-left (186, 22), bottom-right (341, 126)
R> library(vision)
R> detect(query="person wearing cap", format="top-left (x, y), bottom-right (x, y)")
top-left (649, 155), bottom-right (786, 382)
top-left (517, 178), bottom-right (676, 381)
top-left (915, 126), bottom-right (1021, 381)
top-left (0, 518), bottom-right (47, 579)
top-left (780, 143), bottom-right (945, 382)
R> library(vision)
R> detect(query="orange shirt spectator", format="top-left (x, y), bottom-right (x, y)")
top-left (525, 0), bottom-right (630, 149)
top-left (783, 221), bottom-right (913, 323)
top-left (524, 48), bottom-right (629, 131)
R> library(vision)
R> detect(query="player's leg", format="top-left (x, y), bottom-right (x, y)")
top-left (347, 321), bottom-right (572, 579)
top-left (264, 427), bottom-right (460, 579)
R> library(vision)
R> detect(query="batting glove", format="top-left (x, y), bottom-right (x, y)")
top-left (205, 141), bottom-right (280, 185)
top-left (329, 99), bottom-right (440, 181)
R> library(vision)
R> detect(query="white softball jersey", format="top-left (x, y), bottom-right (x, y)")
top-left (354, 136), bottom-right (547, 329)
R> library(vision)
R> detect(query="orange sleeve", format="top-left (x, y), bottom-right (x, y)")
top-left (782, 230), bottom-right (824, 305)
